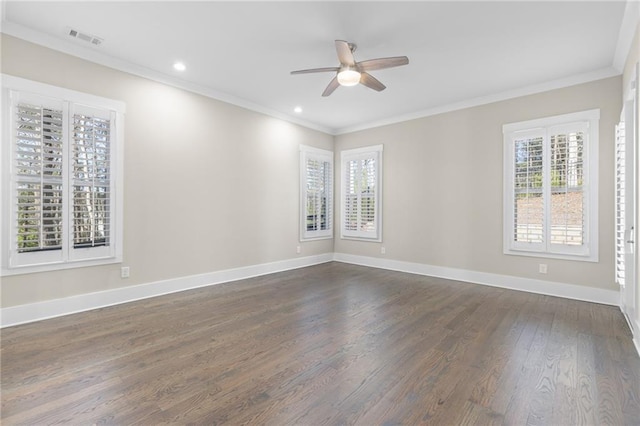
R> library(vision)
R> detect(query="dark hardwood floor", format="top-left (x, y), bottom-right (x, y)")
top-left (2, 262), bottom-right (639, 425)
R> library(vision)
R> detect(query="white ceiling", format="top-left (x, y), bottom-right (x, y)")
top-left (1, 1), bottom-right (633, 134)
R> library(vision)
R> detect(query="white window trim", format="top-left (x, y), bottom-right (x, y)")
top-left (1, 74), bottom-right (125, 276)
top-left (300, 145), bottom-right (333, 241)
top-left (503, 109), bottom-right (599, 262)
top-left (340, 144), bottom-right (383, 242)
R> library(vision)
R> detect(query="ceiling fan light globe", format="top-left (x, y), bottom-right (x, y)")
top-left (337, 69), bottom-right (361, 86)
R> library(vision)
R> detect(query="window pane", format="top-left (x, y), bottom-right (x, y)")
top-left (341, 146), bottom-right (382, 241)
top-left (15, 104), bottom-right (63, 252)
top-left (513, 136), bottom-right (543, 243)
top-left (550, 132), bottom-right (584, 246)
top-left (359, 158), bottom-right (376, 232)
top-left (301, 147), bottom-right (333, 240)
top-left (344, 158), bottom-right (378, 232)
top-left (320, 160), bottom-right (331, 231)
top-left (344, 160), bottom-right (359, 231)
top-left (306, 158), bottom-right (320, 231)
top-left (304, 158), bottom-right (331, 232)
top-left (72, 114), bottom-right (111, 248)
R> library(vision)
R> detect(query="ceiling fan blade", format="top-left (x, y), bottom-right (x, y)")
top-left (335, 40), bottom-right (355, 66)
top-left (322, 76), bottom-right (340, 97)
top-left (357, 56), bottom-right (409, 72)
top-left (291, 67), bottom-right (340, 75)
top-left (360, 72), bottom-right (386, 92)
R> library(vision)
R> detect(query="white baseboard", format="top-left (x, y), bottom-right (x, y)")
top-left (619, 305), bottom-right (640, 358)
top-left (1, 252), bottom-right (623, 330)
top-left (333, 253), bottom-right (620, 306)
top-left (0, 253), bottom-right (334, 328)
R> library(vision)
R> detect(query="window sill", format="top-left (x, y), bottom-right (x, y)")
top-left (504, 249), bottom-right (598, 263)
top-left (1, 256), bottom-right (122, 276)
top-left (300, 235), bottom-right (333, 242)
top-left (340, 236), bottom-right (383, 243)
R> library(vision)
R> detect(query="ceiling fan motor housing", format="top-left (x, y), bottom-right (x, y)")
top-left (290, 40), bottom-right (409, 96)
top-left (337, 65), bottom-right (361, 86)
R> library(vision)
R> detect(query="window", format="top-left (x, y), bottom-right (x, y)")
top-left (300, 145), bottom-right (333, 240)
top-left (1, 75), bottom-right (125, 275)
top-left (341, 145), bottom-right (383, 241)
top-left (503, 109), bottom-right (599, 261)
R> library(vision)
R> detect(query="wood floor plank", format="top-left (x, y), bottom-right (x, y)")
top-left (2, 262), bottom-right (639, 425)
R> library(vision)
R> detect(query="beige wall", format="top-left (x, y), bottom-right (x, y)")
top-left (0, 31), bottom-right (627, 309)
top-left (1, 35), bottom-right (334, 307)
top-left (335, 76), bottom-right (621, 291)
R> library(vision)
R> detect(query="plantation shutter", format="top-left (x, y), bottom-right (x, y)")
top-left (512, 132), bottom-right (545, 249)
top-left (71, 107), bottom-right (112, 249)
top-left (14, 100), bottom-right (64, 254)
top-left (341, 145), bottom-right (382, 241)
top-left (360, 158), bottom-right (377, 233)
top-left (615, 121), bottom-right (626, 285)
top-left (344, 159), bottom-right (359, 233)
top-left (301, 146), bottom-right (333, 240)
top-left (548, 124), bottom-right (586, 248)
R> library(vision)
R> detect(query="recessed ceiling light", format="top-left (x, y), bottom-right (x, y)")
top-left (294, 106), bottom-right (303, 114)
top-left (173, 62), bottom-right (186, 72)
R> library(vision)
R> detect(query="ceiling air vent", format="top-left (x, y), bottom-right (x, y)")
top-left (68, 28), bottom-right (103, 46)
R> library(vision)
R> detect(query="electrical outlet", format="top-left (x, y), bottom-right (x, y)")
top-left (539, 264), bottom-right (547, 274)
top-left (381, 246), bottom-right (386, 255)
top-left (121, 266), bottom-right (130, 278)
top-left (296, 245), bottom-right (301, 254)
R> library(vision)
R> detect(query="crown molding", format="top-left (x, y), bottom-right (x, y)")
top-left (334, 66), bottom-right (620, 135)
top-left (0, 21), bottom-right (334, 135)
top-left (2, 13), bottom-right (629, 138)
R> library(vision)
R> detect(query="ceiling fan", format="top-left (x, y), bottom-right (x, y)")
top-left (291, 40), bottom-right (409, 97)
